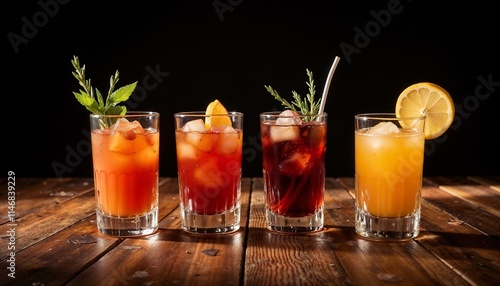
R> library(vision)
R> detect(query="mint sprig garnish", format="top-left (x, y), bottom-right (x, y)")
top-left (264, 69), bottom-right (319, 121)
top-left (71, 55), bottom-right (137, 122)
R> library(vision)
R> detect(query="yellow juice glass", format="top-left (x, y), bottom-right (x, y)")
top-left (354, 113), bottom-right (425, 240)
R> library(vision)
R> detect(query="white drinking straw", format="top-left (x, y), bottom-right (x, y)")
top-left (318, 56), bottom-right (341, 115)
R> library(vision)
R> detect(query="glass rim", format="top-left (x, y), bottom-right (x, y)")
top-left (90, 111), bottom-right (159, 118)
top-left (355, 113), bottom-right (425, 121)
top-left (174, 111), bottom-right (243, 117)
top-left (260, 111), bottom-right (327, 117)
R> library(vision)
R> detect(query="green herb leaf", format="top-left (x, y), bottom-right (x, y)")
top-left (107, 82), bottom-right (138, 107)
top-left (73, 91), bottom-right (100, 114)
top-left (264, 69), bottom-right (320, 121)
top-left (106, 105), bottom-right (127, 116)
top-left (71, 55), bottom-right (138, 125)
top-left (95, 89), bottom-right (105, 110)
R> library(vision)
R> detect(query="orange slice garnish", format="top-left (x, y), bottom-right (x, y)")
top-left (205, 99), bottom-right (232, 130)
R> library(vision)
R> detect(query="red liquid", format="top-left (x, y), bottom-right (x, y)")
top-left (261, 121), bottom-right (326, 217)
top-left (175, 129), bottom-right (243, 215)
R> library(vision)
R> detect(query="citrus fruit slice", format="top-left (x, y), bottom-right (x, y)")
top-left (205, 99), bottom-right (232, 130)
top-left (396, 82), bottom-right (455, 139)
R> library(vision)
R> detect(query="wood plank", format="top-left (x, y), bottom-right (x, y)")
top-left (337, 177), bottom-right (500, 285)
top-left (333, 230), bottom-right (471, 286)
top-left (0, 178), bottom-right (172, 260)
top-left (246, 178), bottom-right (468, 285)
top-left (245, 178), bottom-right (351, 285)
top-left (0, 177), bottom-right (94, 224)
top-left (467, 176), bottom-right (500, 192)
top-left (421, 179), bottom-right (500, 238)
top-left (416, 199), bottom-right (500, 285)
top-left (68, 230), bottom-right (245, 286)
top-left (324, 178), bottom-right (356, 228)
top-left (425, 176), bottom-right (500, 217)
top-left (156, 177), bottom-right (183, 225)
top-left (7, 216), bottom-right (120, 285)
top-left (68, 178), bottom-right (252, 285)
top-left (3, 177), bottom-right (198, 285)
top-left (4, 177), bottom-right (499, 286)
top-left (0, 184), bottom-right (96, 260)
top-left (335, 177), bottom-right (472, 285)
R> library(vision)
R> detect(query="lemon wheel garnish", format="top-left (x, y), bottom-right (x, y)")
top-left (396, 82), bottom-right (455, 139)
top-left (205, 99), bottom-right (232, 130)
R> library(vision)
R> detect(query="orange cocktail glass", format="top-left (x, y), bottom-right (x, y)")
top-left (90, 112), bottom-right (159, 237)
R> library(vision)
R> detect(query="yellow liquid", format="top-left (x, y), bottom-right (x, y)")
top-left (355, 129), bottom-right (425, 218)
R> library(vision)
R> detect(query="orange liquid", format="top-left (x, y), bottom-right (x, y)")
top-left (91, 127), bottom-right (159, 217)
top-left (175, 129), bottom-right (242, 214)
top-left (355, 129), bottom-right (424, 217)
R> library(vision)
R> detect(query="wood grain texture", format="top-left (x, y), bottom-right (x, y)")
top-left (1, 177), bottom-right (499, 286)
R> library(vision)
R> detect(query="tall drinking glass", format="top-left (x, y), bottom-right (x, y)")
top-left (90, 112), bottom-right (160, 237)
top-left (174, 112), bottom-right (243, 234)
top-left (260, 111), bottom-right (327, 233)
top-left (354, 113), bottom-right (425, 240)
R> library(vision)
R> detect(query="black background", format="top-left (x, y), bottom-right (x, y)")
top-left (4, 0), bottom-right (499, 178)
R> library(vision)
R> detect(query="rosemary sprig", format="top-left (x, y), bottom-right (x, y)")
top-left (71, 56), bottom-right (137, 126)
top-left (264, 69), bottom-right (320, 121)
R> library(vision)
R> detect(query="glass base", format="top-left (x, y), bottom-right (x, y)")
top-left (96, 207), bottom-right (158, 237)
top-left (355, 207), bottom-right (420, 241)
top-left (266, 207), bottom-right (324, 233)
top-left (180, 205), bottom-right (240, 234)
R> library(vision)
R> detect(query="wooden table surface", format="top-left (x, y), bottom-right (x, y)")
top-left (1, 176), bottom-right (499, 285)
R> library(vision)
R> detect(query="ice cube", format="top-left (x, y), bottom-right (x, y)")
top-left (176, 142), bottom-right (198, 160)
top-left (145, 129), bottom-right (158, 146)
top-left (270, 110), bottom-right (302, 143)
top-left (279, 152), bottom-right (311, 177)
top-left (215, 126), bottom-right (240, 155)
top-left (187, 133), bottom-right (216, 152)
top-left (108, 119), bottom-right (144, 154)
top-left (109, 132), bottom-right (134, 154)
top-left (110, 118), bottom-right (129, 132)
top-left (221, 126), bottom-right (237, 134)
top-left (270, 125), bottom-right (300, 143)
top-left (194, 158), bottom-right (225, 188)
top-left (111, 118), bottom-right (144, 139)
top-left (182, 119), bottom-right (215, 152)
top-left (182, 119), bottom-right (206, 132)
top-left (366, 122), bottom-right (400, 135)
top-left (275, 110), bottom-right (303, 125)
